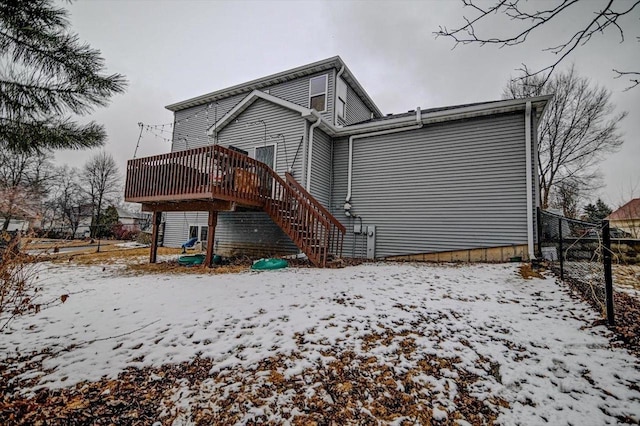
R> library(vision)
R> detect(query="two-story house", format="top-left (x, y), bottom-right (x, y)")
top-left (125, 56), bottom-right (550, 266)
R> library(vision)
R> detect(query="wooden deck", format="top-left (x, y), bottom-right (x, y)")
top-left (125, 145), bottom-right (345, 267)
top-left (125, 145), bottom-right (270, 208)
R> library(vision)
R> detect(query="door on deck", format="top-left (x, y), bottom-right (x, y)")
top-left (255, 144), bottom-right (277, 197)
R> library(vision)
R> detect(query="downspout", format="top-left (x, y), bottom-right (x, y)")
top-left (345, 108), bottom-right (422, 215)
top-left (525, 101), bottom-right (535, 260)
top-left (334, 66), bottom-right (345, 126)
top-left (305, 116), bottom-right (322, 191)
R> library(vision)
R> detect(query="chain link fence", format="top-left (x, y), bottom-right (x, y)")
top-left (539, 210), bottom-right (615, 324)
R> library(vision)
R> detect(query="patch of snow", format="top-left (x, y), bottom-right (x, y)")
top-left (1, 262), bottom-right (639, 424)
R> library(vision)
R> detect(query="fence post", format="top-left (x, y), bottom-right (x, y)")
top-left (602, 220), bottom-right (615, 326)
top-left (558, 217), bottom-right (564, 281)
top-left (536, 207), bottom-right (543, 258)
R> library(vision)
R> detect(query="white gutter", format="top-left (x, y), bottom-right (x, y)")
top-left (305, 116), bottom-right (322, 191)
top-left (345, 109), bottom-right (423, 213)
top-left (525, 101), bottom-right (535, 260)
top-left (334, 66), bottom-right (345, 126)
top-left (333, 95), bottom-right (553, 137)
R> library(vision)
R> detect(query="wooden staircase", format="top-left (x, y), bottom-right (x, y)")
top-left (125, 144), bottom-right (345, 267)
top-left (263, 172), bottom-right (345, 267)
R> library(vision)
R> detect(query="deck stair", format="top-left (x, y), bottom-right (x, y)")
top-left (125, 144), bottom-right (345, 267)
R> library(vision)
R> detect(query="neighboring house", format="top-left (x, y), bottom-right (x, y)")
top-left (608, 198), bottom-right (640, 238)
top-left (0, 200), bottom-right (40, 232)
top-left (125, 56), bottom-right (549, 266)
top-left (116, 208), bottom-right (152, 232)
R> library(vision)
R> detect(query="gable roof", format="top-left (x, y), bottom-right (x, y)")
top-left (166, 56), bottom-right (383, 118)
top-left (207, 90), bottom-right (314, 135)
top-left (608, 198), bottom-right (640, 220)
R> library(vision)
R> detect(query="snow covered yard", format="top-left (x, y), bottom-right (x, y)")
top-left (1, 262), bottom-right (639, 425)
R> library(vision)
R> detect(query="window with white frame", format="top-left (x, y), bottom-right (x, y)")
top-left (337, 78), bottom-right (347, 120)
top-left (309, 74), bottom-right (328, 112)
top-left (189, 225), bottom-right (208, 244)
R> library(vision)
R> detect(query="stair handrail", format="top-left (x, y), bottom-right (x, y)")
top-left (284, 172), bottom-right (346, 233)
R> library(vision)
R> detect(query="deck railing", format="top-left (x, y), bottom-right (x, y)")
top-left (125, 145), bottom-right (270, 206)
top-left (125, 145), bottom-right (345, 266)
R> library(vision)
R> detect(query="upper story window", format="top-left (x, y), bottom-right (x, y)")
top-left (337, 78), bottom-right (347, 120)
top-left (309, 74), bottom-right (328, 112)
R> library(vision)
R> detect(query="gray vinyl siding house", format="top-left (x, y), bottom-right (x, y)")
top-left (161, 56), bottom-right (549, 261)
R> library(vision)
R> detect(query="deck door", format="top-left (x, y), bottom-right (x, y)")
top-left (255, 144), bottom-right (277, 197)
top-left (255, 144), bottom-right (276, 170)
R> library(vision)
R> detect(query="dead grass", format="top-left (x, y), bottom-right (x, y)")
top-left (124, 261), bottom-right (249, 276)
top-left (22, 238), bottom-right (125, 250)
top-left (40, 245), bottom-right (254, 275)
top-left (519, 263), bottom-right (545, 280)
top-left (47, 247), bottom-right (181, 265)
top-left (614, 264), bottom-right (640, 290)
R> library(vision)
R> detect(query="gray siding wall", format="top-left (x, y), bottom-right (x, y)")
top-left (171, 70), bottom-right (336, 152)
top-left (269, 69), bottom-right (335, 124)
top-left (309, 129), bottom-right (332, 207)
top-left (217, 98), bottom-right (306, 176)
top-left (172, 93), bottom-right (246, 151)
top-left (345, 84), bottom-right (373, 125)
top-left (331, 112), bottom-right (532, 258)
top-left (163, 211), bottom-right (297, 257)
top-left (164, 98), bottom-right (305, 255)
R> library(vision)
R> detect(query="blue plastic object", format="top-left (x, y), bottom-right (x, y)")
top-left (181, 237), bottom-right (198, 252)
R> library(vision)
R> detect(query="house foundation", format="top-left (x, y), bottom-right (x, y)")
top-left (385, 244), bottom-right (529, 263)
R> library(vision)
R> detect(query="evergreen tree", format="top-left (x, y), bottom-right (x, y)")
top-left (97, 205), bottom-right (118, 238)
top-left (0, 0), bottom-right (126, 153)
top-left (584, 198), bottom-right (613, 223)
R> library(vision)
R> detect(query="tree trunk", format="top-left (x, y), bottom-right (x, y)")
top-left (2, 216), bottom-right (10, 231)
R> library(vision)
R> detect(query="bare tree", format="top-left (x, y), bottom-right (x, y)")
top-left (550, 179), bottom-right (581, 219)
top-left (435, 0), bottom-right (640, 90)
top-left (503, 66), bottom-right (626, 209)
top-left (47, 166), bottom-right (90, 237)
top-left (82, 152), bottom-right (120, 238)
top-left (0, 146), bottom-right (54, 230)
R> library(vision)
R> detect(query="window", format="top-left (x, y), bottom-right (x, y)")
top-left (309, 74), bottom-right (328, 112)
top-left (337, 78), bottom-right (347, 119)
top-left (189, 225), bottom-right (208, 244)
top-left (255, 144), bottom-right (276, 169)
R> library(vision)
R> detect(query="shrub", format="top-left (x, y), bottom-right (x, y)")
top-left (0, 232), bottom-right (40, 331)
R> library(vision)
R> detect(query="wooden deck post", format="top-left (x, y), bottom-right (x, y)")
top-left (205, 210), bottom-right (218, 267)
top-left (150, 211), bottom-right (162, 263)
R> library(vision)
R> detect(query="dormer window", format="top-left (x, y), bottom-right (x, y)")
top-left (309, 74), bottom-right (328, 112)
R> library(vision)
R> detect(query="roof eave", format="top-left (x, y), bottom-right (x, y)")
top-left (333, 95), bottom-right (553, 137)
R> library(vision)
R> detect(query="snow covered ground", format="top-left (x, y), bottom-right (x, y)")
top-left (2, 262), bottom-right (639, 424)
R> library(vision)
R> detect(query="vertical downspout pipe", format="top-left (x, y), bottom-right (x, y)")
top-left (334, 66), bottom-right (345, 126)
top-left (306, 116), bottom-right (322, 191)
top-left (525, 101), bottom-right (535, 260)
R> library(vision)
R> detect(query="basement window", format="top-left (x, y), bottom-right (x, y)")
top-left (189, 225), bottom-right (208, 245)
top-left (309, 74), bottom-right (328, 112)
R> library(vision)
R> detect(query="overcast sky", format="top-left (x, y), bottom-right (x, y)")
top-left (59, 0), bottom-right (639, 207)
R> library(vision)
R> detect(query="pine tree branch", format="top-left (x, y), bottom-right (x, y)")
top-left (0, 0), bottom-right (127, 152)
top-left (0, 70), bottom-right (125, 118)
top-left (0, 117), bottom-right (106, 153)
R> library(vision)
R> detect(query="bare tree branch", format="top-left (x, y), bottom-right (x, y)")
top-left (436, 0), bottom-right (640, 89)
top-left (503, 66), bottom-right (626, 209)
